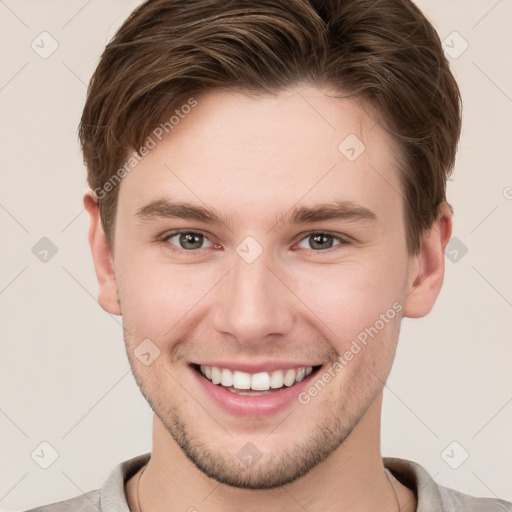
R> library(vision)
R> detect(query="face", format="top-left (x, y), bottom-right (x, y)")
top-left (104, 85), bottom-right (417, 488)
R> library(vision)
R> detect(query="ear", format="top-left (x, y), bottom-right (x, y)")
top-left (83, 190), bottom-right (121, 315)
top-left (403, 202), bottom-right (453, 318)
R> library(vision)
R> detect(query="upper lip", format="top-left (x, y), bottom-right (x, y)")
top-left (190, 360), bottom-right (323, 373)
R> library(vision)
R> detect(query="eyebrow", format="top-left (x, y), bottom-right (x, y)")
top-left (135, 198), bottom-right (377, 229)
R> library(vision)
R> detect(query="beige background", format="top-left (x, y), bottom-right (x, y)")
top-left (0, 1), bottom-right (511, 510)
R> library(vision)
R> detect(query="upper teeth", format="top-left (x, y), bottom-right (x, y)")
top-left (200, 365), bottom-right (313, 391)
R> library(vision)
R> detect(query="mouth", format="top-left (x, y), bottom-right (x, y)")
top-left (191, 363), bottom-right (323, 396)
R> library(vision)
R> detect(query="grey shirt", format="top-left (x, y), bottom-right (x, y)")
top-left (23, 452), bottom-right (511, 511)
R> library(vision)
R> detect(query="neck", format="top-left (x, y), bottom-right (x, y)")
top-left (127, 394), bottom-right (416, 512)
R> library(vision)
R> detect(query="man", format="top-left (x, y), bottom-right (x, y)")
top-left (25, 0), bottom-right (511, 511)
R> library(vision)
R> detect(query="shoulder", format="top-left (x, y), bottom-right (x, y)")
top-left (383, 456), bottom-right (512, 512)
top-left (437, 483), bottom-right (512, 512)
top-left (21, 489), bottom-right (100, 512)
top-left (19, 452), bottom-right (150, 512)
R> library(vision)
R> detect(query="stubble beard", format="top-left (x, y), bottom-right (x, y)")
top-left (131, 365), bottom-right (383, 490)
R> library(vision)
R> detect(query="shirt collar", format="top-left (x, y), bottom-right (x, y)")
top-left (99, 452), bottom-right (443, 512)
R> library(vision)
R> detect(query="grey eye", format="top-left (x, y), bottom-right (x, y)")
top-left (165, 231), bottom-right (214, 251)
top-left (296, 233), bottom-right (343, 251)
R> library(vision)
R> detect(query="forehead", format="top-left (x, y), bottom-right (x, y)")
top-left (117, 85), bottom-right (403, 227)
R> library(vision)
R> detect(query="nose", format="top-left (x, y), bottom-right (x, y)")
top-left (212, 251), bottom-right (295, 346)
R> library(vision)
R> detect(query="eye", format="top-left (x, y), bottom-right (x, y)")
top-left (162, 230), bottom-right (216, 252)
top-left (159, 230), bottom-right (349, 254)
top-left (296, 232), bottom-right (348, 251)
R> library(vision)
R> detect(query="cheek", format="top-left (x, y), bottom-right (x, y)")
top-left (289, 256), bottom-right (405, 346)
top-left (116, 255), bottom-right (220, 347)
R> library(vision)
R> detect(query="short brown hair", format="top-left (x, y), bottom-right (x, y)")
top-left (79, 0), bottom-right (462, 255)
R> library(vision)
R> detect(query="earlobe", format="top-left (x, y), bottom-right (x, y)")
top-left (83, 190), bottom-right (121, 316)
top-left (403, 202), bottom-right (453, 318)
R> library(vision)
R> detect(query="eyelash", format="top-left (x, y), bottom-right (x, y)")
top-left (158, 229), bottom-right (350, 254)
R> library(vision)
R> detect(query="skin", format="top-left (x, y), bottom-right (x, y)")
top-left (84, 84), bottom-right (452, 512)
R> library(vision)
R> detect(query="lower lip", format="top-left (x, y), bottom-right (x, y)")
top-left (191, 366), bottom-right (319, 417)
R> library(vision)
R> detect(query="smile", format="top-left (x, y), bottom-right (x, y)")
top-left (193, 364), bottom-right (322, 397)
